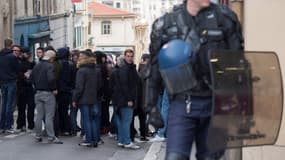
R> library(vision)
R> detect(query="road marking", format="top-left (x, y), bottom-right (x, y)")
top-left (143, 142), bottom-right (163, 160)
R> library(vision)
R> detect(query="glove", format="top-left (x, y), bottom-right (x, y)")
top-left (146, 106), bottom-right (164, 129)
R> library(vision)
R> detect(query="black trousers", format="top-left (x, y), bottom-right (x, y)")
top-left (101, 98), bottom-right (111, 129)
top-left (55, 92), bottom-right (71, 134)
top-left (130, 107), bottom-right (147, 141)
top-left (17, 88), bottom-right (35, 130)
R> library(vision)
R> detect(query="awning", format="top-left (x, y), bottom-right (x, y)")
top-left (28, 31), bottom-right (52, 39)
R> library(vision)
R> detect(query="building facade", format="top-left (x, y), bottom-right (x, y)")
top-left (12, 0), bottom-right (73, 57)
top-left (0, 0), bottom-right (14, 49)
top-left (49, 0), bottom-right (74, 49)
top-left (72, 0), bottom-right (90, 50)
top-left (88, 2), bottom-right (136, 55)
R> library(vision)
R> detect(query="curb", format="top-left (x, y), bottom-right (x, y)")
top-left (143, 142), bottom-right (163, 160)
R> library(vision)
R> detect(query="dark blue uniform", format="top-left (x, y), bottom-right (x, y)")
top-left (146, 2), bottom-right (243, 160)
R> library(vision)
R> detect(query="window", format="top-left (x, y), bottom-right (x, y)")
top-left (25, 0), bottom-right (28, 15)
top-left (88, 22), bottom-right (91, 35)
top-left (33, 0), bottom-right (41, 16)
top-left (75, 27), bottom-right (83, 48)
top-left (101, 21), bottom-right (111, 35)
top-left (116, 2), bottom-right (121, 8)
top-left (102, 1), bottom-right (113, 7)
top-left (14, 0), bottom-right (17, 15)
top-left (53, 0), bottom-right (57, 13)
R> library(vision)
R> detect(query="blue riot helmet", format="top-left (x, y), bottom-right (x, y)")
top-left (158, 39), bottom-right (197, 95)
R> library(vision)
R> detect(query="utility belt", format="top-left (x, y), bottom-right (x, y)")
top-left (174, 93), bottom-right (212, 101)
top-left (172, 92), bottom-right (212, 114)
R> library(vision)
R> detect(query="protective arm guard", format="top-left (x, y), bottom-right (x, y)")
top-left (144, 16), bottom-right (167, 129)
top-left (145, 62), bottom-right (164, 129)
top-left (219, 5), bottom-right (244, 50)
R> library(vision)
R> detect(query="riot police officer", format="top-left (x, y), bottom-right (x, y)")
top-left (145, 0), bottom-right (243, 160)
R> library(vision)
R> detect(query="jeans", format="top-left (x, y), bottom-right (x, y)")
top-left (166, 96), bottom-right (212, 160)
top-left (0, 81), bottom-right (17, 130)
top-left (80, 104), bottom-right (100, 144)
top-left (157, 89), bottom-right (169, 137)
top-left (117, 107), bottom-right (133, 145)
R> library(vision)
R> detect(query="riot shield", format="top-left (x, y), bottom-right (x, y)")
top-left (207, 50), bottom-right (283, 153)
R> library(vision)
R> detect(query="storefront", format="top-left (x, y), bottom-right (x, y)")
top-left (13, 16), bottom-right (51, 60)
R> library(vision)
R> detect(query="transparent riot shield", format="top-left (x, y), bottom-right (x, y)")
top-left (207, 50), bottom-right (283, 153)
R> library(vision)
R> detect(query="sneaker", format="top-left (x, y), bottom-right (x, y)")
top-left (135, 136), bottom-right (149, 143)
top-left (92, 142), bottom-right (98, 148)
top-left (98, 138), bottom-right (104, 145)
top-left (78, 142), bottom-right (92, 147)
top-left (140, 136), bottom-right (148, 141)
top-left (5, 129), bottom-right (16, 134)
top-left (108, 132), bottom-right (117, 138)
top-left (62, 132), bottom-right (70, 136)
top-left (123, 142), bottom-right (140, 149)
top-left (35, 136), bottom-right (42, 142)
top-left (149, 135), bottom-right (166, 142)
top-left (117, 142), bottom-right (124, 147)
top-left (48, 137), bottom-right (63, 144)
top-left (20, 127), bottom-right (26, 132)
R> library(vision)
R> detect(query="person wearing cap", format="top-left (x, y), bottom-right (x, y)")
top-left (16, 47), bottom-right (36, 132)
top-left (30, 50), bottom-right (63, 144)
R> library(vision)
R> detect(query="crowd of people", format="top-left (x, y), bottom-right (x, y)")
top-left (0, 38), bottom-right (168, 149)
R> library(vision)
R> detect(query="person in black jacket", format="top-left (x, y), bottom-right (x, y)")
top-left (72, 51), bottom-right (102, 147)
top-left (109, 55), bottom-right (125, 137)
top-left (30, 50), bottom-right (62, 144)
top-left (55, 47), bottom-right (76, 136)
top-left (0, 40), bottom-right (20, 134)
top-left (116, 49), bottom-right (140, 149)
top-left (95, 51), bottom-right (111, 135)
top-left (16, 47), bottom-right (36, 131)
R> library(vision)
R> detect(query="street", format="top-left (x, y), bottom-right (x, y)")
top-left (0, 131), bottom-right (151, 160)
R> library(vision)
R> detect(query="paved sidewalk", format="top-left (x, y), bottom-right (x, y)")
top-left (143, 142), bottom-right (197, 160)
top-left (143, 142), bottom-right (242, 160)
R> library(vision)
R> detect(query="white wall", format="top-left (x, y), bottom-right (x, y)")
top-left (15, 0), bottom-right (26, 18)
top-left (243, 0), bottom-right (285, 159)
top-left (50, 16), bottom-right (74, 49)
top-left (49, 0), bottom-right (74, 48)
top-left (92, 17), bottom-right (135, 47)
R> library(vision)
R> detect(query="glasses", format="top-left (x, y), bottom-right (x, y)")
top-left (13, 50), bottom-right (21, 52)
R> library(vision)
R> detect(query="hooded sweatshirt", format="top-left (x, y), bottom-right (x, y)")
top-left (0, 48), bottom-right (20, 83)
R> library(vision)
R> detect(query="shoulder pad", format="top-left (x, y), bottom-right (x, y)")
top-left (152, 11), bottom-right (177, 31)
top-left (172, 3), bottom-right (184, 12)
top-left (217, 4), bottom-right (239, 24)
top-left (152, 15), bottom-right (166, 31)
